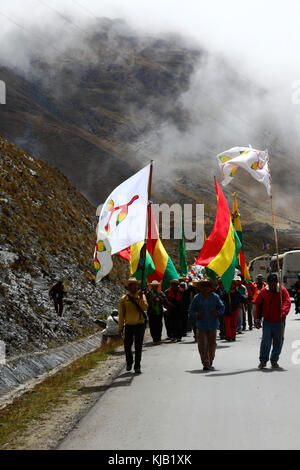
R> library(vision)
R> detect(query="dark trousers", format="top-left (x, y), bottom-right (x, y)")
top-left (197, 329), bottom-right (217, 367)
top-left (54, 300), bottom-right (63, 316)
top-left (124, 324), bottom-right (145, 370)
top-left (171, 310), bottom-right (182, 340)
top-left (259, 319), bottom-right (284, 363)
top-left (296, 294), bottom-right (300, 313)
top-left (182, 310), bottom-right (189, 335)
top-left (164, 313), bottom-right (173, 338)
top-left (247, 302), bottom-right (253, 329)
top-left (219, 315), bottom-right (225, 339)
top-left (149, 314), bottom-right (163, 342)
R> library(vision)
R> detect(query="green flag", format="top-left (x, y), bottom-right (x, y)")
top-left (179, 203), bottom-right (188, 277)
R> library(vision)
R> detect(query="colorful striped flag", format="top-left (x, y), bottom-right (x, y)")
top-left (146, 205), bottom-right (179, 290)
top-left (195, 179), bottom-right (242, 292)
top-left (118, 242), bottom-right (155, 287)
top-left (232, 192), bottom-right (251, 281)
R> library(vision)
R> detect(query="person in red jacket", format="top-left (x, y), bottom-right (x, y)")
top-left (255, 273), bottom-right (291, 369)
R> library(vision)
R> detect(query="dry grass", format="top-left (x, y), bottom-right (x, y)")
top-left (0, 338), bottom-right (123, 449)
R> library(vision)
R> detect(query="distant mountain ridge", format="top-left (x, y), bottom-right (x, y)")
top-left (0, 17), bottom-right (299, 262)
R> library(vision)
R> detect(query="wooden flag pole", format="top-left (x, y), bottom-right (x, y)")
top-left (266, 153), bottom-right (284, 339)
top-left (141, 161), bottom-right (153, 290)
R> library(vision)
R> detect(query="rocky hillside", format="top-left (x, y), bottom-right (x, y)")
top-left (0, 136), bottom-right (127, 357)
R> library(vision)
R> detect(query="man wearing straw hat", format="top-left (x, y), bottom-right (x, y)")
top-left (165, 279), bottom-right (183, 342)
top-left (146, 280), bottom-right (166, 344)
top-left (119, 277), bottom-right (148, 374)
top-left (188, 278), bottom-right (225, 371)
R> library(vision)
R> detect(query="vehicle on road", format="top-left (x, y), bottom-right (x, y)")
top-left (248, 255), bottom-right (272, 281)
top-left (270, 250), bottom-right (300, 297)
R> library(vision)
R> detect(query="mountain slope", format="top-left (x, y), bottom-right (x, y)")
top-left (0, 135), bottom-right (127, 356)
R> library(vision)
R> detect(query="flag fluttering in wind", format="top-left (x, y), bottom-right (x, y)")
top-left (232, 192), bottom-right (250, 282)
top-left (94, 164), bottom-right (151, 283)
top-left (97, 164), bottom-right (151, 255)
top-left (146, 205), bottom-right (178, 289)
top-left (217, 146), bottom-right (271, 196)
top-left (179, 203), bottom-right (188, 277)
top-left (119, 242), bottom-right (155, 286)
top-left (119, 206), bottom-right (178, 289)
top-left (195, 179), bottom-right (242, 292)
top-left (94, 239), bottom-right (113, 284)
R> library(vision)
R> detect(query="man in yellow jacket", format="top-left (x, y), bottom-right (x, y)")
top-left (119, 277), bottom-right (148, 374)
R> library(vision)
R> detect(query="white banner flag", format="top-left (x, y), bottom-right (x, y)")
top-left (97, 164), bottom-right (150, 255)
top-left (217, 146), bottom-right (271, 196)
top-left (94, 239), bottom-right (113, 284)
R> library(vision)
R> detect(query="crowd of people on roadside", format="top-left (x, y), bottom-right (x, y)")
top-left (116, 272), bottom-right (291, 374)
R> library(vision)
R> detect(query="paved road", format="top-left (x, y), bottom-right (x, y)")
top-left (60, 305), bottom-right (300, 450)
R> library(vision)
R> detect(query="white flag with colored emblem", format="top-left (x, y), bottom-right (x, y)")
top-left (97, 164), bottom-right (151, 256)
top-left (217, 146), bottom-right (271, 196)
top-left (94, 239), bottom-right (113, 284)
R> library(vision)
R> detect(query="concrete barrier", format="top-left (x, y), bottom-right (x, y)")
top-left (0, 331), bottom-right (105, 406)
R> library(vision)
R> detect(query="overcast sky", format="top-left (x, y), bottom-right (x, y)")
top-left (1, 0), bottom-right (300, 87)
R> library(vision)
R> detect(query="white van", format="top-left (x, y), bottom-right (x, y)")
top-left (270, 250), bottom-right (300, 294)
top-left (248, 255), bottom-right (272, 281)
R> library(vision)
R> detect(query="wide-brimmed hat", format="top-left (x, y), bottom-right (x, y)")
top-left (170, 279), bottom-right (179, 285)
top-left (126, 277), bottom-right (140, 287)
top-left (193, 278), bottom-right (212, 287)
top-left (150, 280), bottom-right (160, 286)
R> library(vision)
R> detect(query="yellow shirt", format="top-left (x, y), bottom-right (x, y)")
top-left (119, 293), bottom-right (148, 328)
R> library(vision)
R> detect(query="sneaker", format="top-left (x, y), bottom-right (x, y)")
top-left (203, 366), bottom-right (210, 371)
top-left (271, 361), bottom-right (280, 369)
top-left (134, 368), bottom-right (142, 374)
top-left (126, 364), bottom-right (132, 371)
top-left (258, 362), bottom-right (267, 369)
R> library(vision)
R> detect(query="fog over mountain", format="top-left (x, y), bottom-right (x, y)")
top-left (0, 4), bottom-right (299, 258)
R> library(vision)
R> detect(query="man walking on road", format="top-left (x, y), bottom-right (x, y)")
top-left (255, 273), bottom-right (291, 369)
top-left (244, 277), bottom-right (256, 330)
top-left (235, 276), bottom-right (248, 333)
top-left (146, 280), bottom-right (166, 344)
top-left (293, 273), bottom-right (300, 314)
top-left (189, 279), bottom-right (225, 371)
top-left (119, 278), bottom-right (148, 374)
top-left (252, 274), bottom-right (266, 305)
top-left (165, 279), bottom-right (183, 342)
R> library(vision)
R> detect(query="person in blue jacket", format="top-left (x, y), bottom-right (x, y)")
top-left (189, 278), bottom-right (225, 371)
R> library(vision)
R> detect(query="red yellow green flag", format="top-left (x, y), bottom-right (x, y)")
top-left (232, 192), bottom-right (251, 281)
top-left (147, 205), bottom-right (178, 290)
top-left (195, 178), bottom-right (242, 292)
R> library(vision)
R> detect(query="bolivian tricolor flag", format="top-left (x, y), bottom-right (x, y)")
top-left (146, 205), bottom-right (179, 289)
top-left (195, 178), bottom-right (242, 292)
top-left (118, 243), bottom-right (155, 286)
top-left (118, 206), bottom-right (178, 289)
top-left (232, 192), bottom-right (251, 282)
